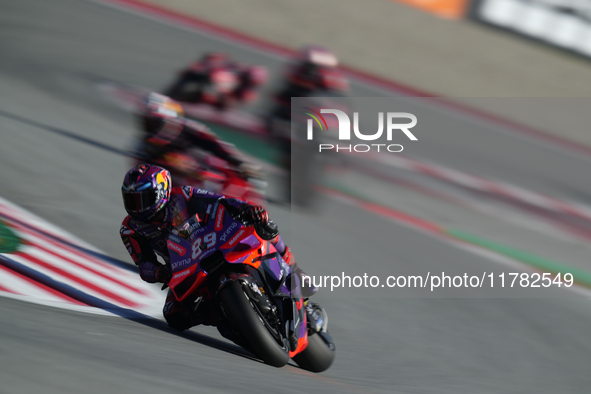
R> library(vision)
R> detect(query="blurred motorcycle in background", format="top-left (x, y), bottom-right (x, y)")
top-left (99, 47), bottom-right (350, 206)
top-left (163, 52), bottom-right (268, 111)
top-left (267, 46), bottom-right (351, 206)
top-left (130, 92), bottom-right (267, 206)
top-left (268, 46), bottom-right (349, 127)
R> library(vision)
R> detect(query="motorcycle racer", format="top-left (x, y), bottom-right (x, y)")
top-left (119, 163), bottom-right (320, 335)
top-left (164, 52), bottom-right (268, 109)
top-left (267, 47), bottom-right (349, 205)
top-left (273, 46), bottom-right (349, 119)
top-left (133, 92), bottom-right (261, 184)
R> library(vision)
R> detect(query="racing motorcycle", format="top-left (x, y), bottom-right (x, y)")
top-left (197, 156), bottom-right (266, 206)
top-left (166, 198), bottom-right (336, 370)
top-left (267, 93), bottom-right (350, 206)
top-left (131, 140), bottom-right (267, 206)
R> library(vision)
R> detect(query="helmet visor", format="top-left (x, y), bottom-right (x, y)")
top-left (122, 188), bottom-right (156, 214)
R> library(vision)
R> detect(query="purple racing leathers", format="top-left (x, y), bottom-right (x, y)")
top-left (120, 186), bottom-right (286, 283)
top-left (120, 186), bottom-right (292, 330)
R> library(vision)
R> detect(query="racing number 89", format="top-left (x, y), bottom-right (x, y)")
top-left (191, 232), bottom-right (217, 259)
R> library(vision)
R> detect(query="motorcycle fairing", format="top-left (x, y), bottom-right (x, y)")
top-left (167, 207), bottom-right (310, 355)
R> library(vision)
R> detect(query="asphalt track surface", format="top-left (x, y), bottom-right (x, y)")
top-left (3, 0), bottom-right (591, 393)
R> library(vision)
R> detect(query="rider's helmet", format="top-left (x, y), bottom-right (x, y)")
top-left (138, 92), bottom-right (184, 134)
top-left (121, 164), bottom-right (171, 222)
top-left (289, 46), bottom-right (343, 91)
top-left (298, 46), bottom-right (339, 71)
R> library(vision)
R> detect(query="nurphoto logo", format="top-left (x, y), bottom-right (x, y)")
top-left (303, 107), bottom-right (417, 153)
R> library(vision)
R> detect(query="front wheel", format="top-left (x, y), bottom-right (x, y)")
top-left (292, 331), bottom-right (336, 373)
top-left (219, 280), bottom-right (290, 367)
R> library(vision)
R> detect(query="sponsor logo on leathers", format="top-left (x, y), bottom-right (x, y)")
top-left (188, 219), bottom-right (201, 232)
top-left (120, 225), bottom-right (134, 236)
top-left (181, 186), bottom-right (192, 200)
top-left (168, 235), bottom-right (181, 243)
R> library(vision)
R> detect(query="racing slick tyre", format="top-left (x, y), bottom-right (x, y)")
top-left (219, 280), bottom-right (290, 368)
top-left (292, 331), bottom-right (336, 372)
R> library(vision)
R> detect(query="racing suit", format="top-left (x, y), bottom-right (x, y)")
top-left (120, 186), bottom-right (299, 332)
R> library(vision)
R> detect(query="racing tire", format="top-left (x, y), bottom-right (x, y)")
top-left (292, 331), bottom-right (336, 373)
top-left (219, 280), bottom-right (290, 368)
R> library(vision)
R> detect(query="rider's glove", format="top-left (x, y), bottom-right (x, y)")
top-left (254, 220), bottom-right (279, 241)
top-left (155, 265), bottom-right (172, 284)
top-left (240, 204), bottom-right (269, 226)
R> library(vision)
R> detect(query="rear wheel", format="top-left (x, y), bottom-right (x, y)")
top-left (219, 280), bottom-right (289, 367)
top-left (292, 331), bottom-right (336, 373)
